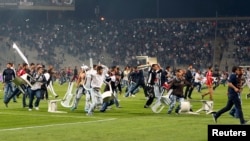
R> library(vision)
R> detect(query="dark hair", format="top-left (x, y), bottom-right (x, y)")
top-left (208, 66), bottom-right (212, 70)
top-left (93, 64), bottom-right (98, 69)
top-left (97, 66), bottom-right (103, 71)
top-left (232, 66), bottom-right (238, 73)
top-left (152, 64), bottom-right (158, 67)
top-left (166, 66), bottom-right (170, 70)
top-left (176, 68), bottom-right (181, 73)
top-left (23, 63), bottom-right (28, 67)
top-left (37, 66), bottom-right (43, 71)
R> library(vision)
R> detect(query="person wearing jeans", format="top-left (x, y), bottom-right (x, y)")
top-left (167, 69), bottom-right (192, 114)
top-left (28, 66), bottom-right (47, 111)
top-left (2, 62), bottom-right (16, 103)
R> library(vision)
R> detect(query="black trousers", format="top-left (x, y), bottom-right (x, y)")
top-left (145, 86), bottom-right (155, 106)
top-left (184, 85), bottom-right (192, 99)
top-left (214, 93), bottom-right (246, 124)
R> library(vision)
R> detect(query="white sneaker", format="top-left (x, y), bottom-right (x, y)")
top-left (35, 107), bottom-right (39, 110)
top-left (28, 109), bottom-right (32, 111)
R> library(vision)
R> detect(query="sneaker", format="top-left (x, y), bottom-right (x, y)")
top-left (212, 113), bottom-right (217, 123)
top-left (28, 108), bottom-right (32, 111)
top-left (100, 109), bottom-right (106, 112)
top-left (131, 94), bottom-right (136, 97)
top-left (128, 93), bottom-right (131, 97)
top-left (175, 110), bottom-right (180, 115)
top-left (242, 120), bottom-right (249, 125)
top-left (229, 112), bottom-right (235, 118)
top-left (144, 105), bottom-right (149, 108)
top-left (35, 107), bottom-right (39, 110)
top-left (201, 95), bottom-right (204, 99)
top-left (70, 106), bottom-right (77, 111)
top-left (4, 102), bottom-right (8, 108)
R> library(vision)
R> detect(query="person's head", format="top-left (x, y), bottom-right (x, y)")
top-left (188, 64), bottom-right (193, 69)
top-left (176, 69), bottom-right (184, 77)
top-left (134, 66), bottom-right (138, 71)
top-left (197, 69), bottom-right (201, 74)
top-left (37, 66), bottom-right (44, 74)
top-left (208, 66), bottom-right (212, 71)
top-left (6, 62), bottom-right (12, 68)
top-left (30, 63), bottom-right (36, 70)
top-left (111, 66), bottom-right (117, 73)
top-left (97, 65), bottom-right (104, 75)
top-left (237, 66), bottom-right (244, 76)
top-left (22, 63), bottom-right (28, 69)
top-left (166, 66), bottom-right (171, 71)
top-left (92, 64), bottom-right (97, 70)
top-left (125, 66), bottom-right (130, 70)
top-left (232, 66), bottom-right (238, 73)
top-left (152, 64), bottom-right (160, 71)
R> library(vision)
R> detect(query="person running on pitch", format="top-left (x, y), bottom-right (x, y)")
top-left (144, 64), bottom-right (166, 108)
top-left (86, 64), bottom-right (108, 116)
top-left (167, 69), bottom-right (192, 114)
top-left (212, 66), bottom-right (248, 125)
top-left (71, 65), bottom-right (88, 111)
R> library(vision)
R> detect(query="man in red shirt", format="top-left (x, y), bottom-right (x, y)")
top-left (201, 66), bottom-right (213, 101)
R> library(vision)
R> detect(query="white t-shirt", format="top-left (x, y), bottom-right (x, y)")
top-left (194, 72), bottom-right (202, 83)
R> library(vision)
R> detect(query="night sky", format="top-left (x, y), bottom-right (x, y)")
top-left (75, 0), bottom-right (250, 19)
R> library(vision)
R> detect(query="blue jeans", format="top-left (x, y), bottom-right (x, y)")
top-left (59, 76), bottom-right (66, 85)
top-left (121, 79), bottom-right (129, 88)
top-left (125, 82), bottom-right (139, 97)
top-left (3, 82), bottom-right (14, 102)
top-left (24, 87), bottom-right (32, 107)
top-left (124, 82), bottom-right (139, 97)
top-left (29, 89), bottom-right (42, 109)
top-left (5, 84), bottom-right (27, 105)
top-left (168, 94), bottom-right (185, 113)
top-left (100, 100), bottom-right (114, 112)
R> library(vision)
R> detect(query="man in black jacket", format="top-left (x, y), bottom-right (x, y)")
top-left (184, 64), bottom-right (194, 99)
top-left (126, 65), bottom-right (148, 98)
top-left (2, 62), bottom-right (16, 103)
top-left (144, 64), bottom-right (166, 108)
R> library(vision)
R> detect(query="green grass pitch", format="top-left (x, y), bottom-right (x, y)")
top-left (0, 82), bottom-right (249, 141)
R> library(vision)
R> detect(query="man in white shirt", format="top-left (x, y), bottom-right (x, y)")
top-left (87, 65), bottom-right (108, 116)
top-left (193, 70), bottom-right (203, 93)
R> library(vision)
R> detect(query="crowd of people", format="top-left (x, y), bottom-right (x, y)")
top-left (0, 14), bottom-right (250, 71)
